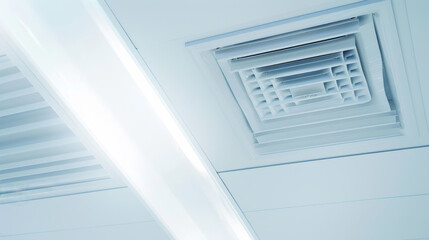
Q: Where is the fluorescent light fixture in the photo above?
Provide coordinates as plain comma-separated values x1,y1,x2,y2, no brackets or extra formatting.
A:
0,0,255,239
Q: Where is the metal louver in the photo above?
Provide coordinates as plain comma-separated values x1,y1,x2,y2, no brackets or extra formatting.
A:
224,35,370,120
0,53,124,203
215,16,401,154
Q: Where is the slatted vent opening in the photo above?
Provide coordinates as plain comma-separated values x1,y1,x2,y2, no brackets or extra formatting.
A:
215,16,401,153
0,53,123,203
230,35,370,120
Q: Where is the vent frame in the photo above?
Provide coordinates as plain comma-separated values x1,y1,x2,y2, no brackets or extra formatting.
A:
212,14,401,153
185,0,429,170
215,16,390,129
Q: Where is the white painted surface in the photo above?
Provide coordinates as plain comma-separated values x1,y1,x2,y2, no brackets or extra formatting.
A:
246,194,429,240
106,0,361,42
0,188,169,239
405,0,429,128
391,0,429,136
0,221,169,240
221,147,429,212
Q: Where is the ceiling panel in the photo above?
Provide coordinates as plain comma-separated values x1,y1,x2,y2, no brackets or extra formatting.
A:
1,219,168,240
0,188,152,236
105,0,362,43
220,146,429,212
0,188,170,239
406,0,429,127
246,194,429,240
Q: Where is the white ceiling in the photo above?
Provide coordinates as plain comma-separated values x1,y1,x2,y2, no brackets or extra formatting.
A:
0,188,170,240
106,0,361,43
0,0,428,239
106,0,429,172
105,0,429,239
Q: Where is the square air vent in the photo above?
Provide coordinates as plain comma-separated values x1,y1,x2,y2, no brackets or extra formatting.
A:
212,15,400,154
186,0,426,169
217,24,371,120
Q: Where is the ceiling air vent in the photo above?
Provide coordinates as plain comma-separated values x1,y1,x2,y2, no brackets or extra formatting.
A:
214,16,400,154
0,52,124,203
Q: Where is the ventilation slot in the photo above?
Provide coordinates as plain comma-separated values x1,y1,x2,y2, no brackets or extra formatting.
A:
0,53,123,203
214,16,400,153
231,36,370,120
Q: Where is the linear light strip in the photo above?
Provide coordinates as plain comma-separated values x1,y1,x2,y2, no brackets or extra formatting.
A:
0,0,255,239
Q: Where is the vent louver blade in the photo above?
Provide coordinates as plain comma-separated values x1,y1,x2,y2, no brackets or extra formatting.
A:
229,35,370,120
215,16,401,153
0,53,123,203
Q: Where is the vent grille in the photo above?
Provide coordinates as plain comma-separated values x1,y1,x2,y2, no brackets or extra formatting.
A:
230,35,370,120
215,16,401,153
0,53,123,203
